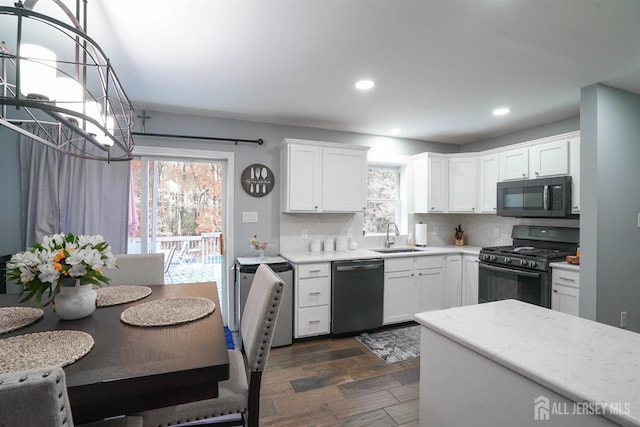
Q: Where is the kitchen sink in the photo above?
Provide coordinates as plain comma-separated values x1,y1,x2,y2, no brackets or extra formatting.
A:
371,247,427,254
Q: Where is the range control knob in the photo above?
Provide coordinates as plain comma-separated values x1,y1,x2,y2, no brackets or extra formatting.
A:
504,257,511,263
490,255,497,261
482,254,489,261
528,261,537,268
520,259,528,266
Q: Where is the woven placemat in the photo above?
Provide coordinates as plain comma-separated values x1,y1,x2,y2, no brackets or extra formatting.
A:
0,330,94,374
96,285,152,307
0,307,44,335
120,297,215,327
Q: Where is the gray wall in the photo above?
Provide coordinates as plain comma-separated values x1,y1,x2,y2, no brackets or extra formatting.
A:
460,116,580,153
580,84,640,332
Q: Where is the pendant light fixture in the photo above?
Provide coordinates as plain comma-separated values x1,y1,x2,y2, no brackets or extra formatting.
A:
0,0,134,161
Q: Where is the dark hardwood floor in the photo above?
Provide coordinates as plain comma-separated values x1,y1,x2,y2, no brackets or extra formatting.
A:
259,330,420,426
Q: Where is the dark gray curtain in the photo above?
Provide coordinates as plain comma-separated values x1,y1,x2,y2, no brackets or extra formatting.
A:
19,124,129,253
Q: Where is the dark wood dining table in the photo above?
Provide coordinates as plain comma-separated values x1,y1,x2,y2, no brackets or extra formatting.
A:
0,282,230,424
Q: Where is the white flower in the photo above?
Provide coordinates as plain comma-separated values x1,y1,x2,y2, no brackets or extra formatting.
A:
68,264,88,277
37,262,60,284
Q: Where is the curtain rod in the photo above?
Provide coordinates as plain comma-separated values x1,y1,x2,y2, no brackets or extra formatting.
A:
132,131,264,145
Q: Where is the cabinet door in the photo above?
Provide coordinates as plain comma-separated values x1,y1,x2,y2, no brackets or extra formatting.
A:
445,256,462,309
448,157,477,212
428,156,447,212
569,137,580,214
412,155,429,213
383,271,415,324
286,145,322,211
416,268,444,313
322,147,366,212
531,140,569,177
499,147,529,180
479,154,499,213
462,255,479,306
551,284,579,316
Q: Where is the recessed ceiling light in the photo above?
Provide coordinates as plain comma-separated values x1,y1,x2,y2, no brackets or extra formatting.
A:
390,128,402,136
493,107,511,116
355,79,375,90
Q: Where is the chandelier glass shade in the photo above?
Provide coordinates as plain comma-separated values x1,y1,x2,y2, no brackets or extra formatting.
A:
0,0,134,161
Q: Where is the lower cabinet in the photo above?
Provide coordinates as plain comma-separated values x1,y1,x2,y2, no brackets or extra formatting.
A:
384,256,445,325
551,267,580,316
444,255,462,309
294,262,331,338
462,255,479,306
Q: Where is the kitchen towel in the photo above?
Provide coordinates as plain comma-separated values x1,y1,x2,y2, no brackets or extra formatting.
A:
415,223,428,246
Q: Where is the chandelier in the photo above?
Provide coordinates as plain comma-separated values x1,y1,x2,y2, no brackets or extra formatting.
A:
0,0,134,161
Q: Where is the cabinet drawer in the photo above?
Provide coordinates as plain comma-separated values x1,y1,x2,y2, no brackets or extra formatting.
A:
298,277,330,307
385,257,414,272
552,269,579,288
298,263,330,279
415,255,445,270
297,306,330,337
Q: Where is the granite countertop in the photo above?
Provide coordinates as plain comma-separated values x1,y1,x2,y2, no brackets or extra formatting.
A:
280,245,482,264
415,300,640,427
550,261,581,272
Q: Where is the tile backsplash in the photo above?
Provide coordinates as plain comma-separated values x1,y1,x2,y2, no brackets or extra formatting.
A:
279,212,580,252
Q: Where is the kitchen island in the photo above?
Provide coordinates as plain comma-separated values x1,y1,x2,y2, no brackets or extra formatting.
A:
415,300,639,427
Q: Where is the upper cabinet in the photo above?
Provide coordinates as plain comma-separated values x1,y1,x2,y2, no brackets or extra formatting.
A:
530,139,569,178
281,139,368,213
413,153,447,213
448,156,477,213
478,153,499,213
499,147,529,180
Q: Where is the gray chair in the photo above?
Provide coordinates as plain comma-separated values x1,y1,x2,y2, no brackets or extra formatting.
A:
108,253,165,285
0,366,142,427
136,263,285,427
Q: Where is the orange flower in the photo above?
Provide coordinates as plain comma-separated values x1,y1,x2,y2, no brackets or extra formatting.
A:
53,249,65,262
53,262,63,271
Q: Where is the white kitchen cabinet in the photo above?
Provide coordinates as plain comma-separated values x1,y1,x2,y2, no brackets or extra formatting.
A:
412,153,447,213
531,139,569,177
294,262,331,337
444,255,462,309
281,139,368,213
551,266,579,316
478,154,499,213
383,255,445,324
462,255,479,306
499,147,529,181
569,136,581,214
448,156,478,213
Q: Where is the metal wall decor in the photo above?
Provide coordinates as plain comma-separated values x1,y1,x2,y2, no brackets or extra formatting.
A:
241,164,274,197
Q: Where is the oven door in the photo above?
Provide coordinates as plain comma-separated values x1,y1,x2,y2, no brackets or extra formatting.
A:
478,262,550,308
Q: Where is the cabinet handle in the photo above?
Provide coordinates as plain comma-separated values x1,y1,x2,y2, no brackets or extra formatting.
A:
559,276,576,282
553,289,558,293
308,320,321,324
535,171,539,175
472,207,475,211
431,207,435,210
308,269,321,273
309,291,322,295
522,173,526,177
574,206,579,209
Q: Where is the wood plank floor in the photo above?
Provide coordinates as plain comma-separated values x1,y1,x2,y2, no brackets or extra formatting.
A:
259,328,420,426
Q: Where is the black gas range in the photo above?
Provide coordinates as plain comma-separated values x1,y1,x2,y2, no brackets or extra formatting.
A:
478,225,579,308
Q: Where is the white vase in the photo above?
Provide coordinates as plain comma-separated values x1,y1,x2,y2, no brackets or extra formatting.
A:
53,281,97,320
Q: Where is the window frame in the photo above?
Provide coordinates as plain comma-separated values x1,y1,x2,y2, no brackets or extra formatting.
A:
365,164,402,236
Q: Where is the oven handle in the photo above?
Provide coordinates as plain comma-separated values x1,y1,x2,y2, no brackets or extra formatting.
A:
543,185,550,210
479,262,542,278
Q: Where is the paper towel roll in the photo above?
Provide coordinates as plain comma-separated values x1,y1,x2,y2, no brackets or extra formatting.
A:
415,224,428,246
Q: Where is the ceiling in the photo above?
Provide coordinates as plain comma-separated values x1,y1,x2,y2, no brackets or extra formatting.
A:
7,0,640,144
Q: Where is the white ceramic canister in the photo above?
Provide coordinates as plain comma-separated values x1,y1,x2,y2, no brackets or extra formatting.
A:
310,239,321,252
323,238,334,252
335,236,348,251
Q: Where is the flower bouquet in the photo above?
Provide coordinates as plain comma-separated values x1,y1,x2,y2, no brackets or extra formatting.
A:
5,233,116,306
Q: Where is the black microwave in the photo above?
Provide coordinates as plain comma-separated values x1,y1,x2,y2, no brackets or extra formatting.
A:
497,176,573,218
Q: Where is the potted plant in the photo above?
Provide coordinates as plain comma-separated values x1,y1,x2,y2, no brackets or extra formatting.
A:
5,233,116,319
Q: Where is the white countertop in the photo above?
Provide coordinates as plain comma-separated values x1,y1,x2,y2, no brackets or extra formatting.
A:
415,300,640,427
550,261,581,272
280,245,482,264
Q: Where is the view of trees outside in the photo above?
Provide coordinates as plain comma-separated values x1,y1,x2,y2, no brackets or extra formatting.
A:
364,166,399,234
130,159,224,238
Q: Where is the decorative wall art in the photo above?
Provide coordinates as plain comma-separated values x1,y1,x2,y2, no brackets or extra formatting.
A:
241,164,274,197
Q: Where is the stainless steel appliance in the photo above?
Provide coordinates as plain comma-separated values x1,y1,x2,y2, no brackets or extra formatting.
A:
497,176,573,218
331,259,384,334
235,257,293,347
478,225,579,308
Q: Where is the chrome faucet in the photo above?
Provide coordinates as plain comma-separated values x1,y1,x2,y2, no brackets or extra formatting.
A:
385,222,400,248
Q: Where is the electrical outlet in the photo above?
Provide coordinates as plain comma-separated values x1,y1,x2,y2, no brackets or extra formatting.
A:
301,229,308,240
242,211,258,223
621,311,628,328
494,227,500,238
433,226,439,236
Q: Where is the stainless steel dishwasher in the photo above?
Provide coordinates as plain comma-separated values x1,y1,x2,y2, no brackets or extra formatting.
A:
331,259,384,335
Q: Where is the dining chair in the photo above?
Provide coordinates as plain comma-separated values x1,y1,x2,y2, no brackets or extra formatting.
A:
108,253,165,285
0,366,142,427
136,263,285,427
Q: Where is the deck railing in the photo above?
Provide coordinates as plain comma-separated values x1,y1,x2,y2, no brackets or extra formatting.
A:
154,233,223,264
